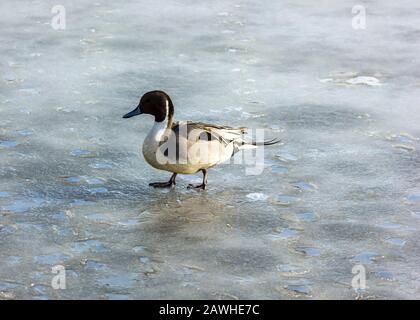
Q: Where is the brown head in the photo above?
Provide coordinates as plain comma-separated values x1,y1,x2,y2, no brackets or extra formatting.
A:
123,90,174,124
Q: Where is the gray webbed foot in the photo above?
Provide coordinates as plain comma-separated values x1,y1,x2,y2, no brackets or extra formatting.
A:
187,169,208,190
149,181,175,188
187,183,206,190
149,173,177,188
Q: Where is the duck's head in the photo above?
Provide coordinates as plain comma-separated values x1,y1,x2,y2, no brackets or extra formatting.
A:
123,90,174,123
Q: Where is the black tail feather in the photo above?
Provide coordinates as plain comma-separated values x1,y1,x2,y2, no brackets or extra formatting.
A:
251,138,282,146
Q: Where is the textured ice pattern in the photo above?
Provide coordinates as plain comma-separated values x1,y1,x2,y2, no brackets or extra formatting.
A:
1,0,420,299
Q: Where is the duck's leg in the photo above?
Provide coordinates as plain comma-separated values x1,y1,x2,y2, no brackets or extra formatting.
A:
149,173,177,188
187,169,208,190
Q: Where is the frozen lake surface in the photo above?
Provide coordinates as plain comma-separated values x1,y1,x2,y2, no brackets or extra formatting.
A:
1,0,420,299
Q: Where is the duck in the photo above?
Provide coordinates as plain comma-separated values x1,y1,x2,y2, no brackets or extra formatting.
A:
123,90,280,190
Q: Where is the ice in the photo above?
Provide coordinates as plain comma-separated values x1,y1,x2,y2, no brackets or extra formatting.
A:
0,141,20,148
4,256,22,266
385,238,406,247
296,212,317,222
295,247,321,257
132,246,147,254
34,254,71,265
17,129,34,136
351,252,380,265
246,192,269,201
83,260,109,271
85,213,113,223
70,149,95,158
0,282,20,291
31,284,48,296
71,240,108,253
1,198,45,213
284,283,312,297
273,194,300,206
88,160,114,169
276,264,310,277
407,194,420,203
1,0,420,300
268,227,300,241
270,166,288,174
63,176,83,184
88,187,108,194
138,256,150,264
392,144,415,152
105,293,130,300
376,222,403,230
275,153,297,163
375,271,396,282
71,199,95,206
345,76,382,86
291,181,317,191
410,211,420,219
0,225,17,235
319,73,383,86
118,219,139,227
96,275,137,290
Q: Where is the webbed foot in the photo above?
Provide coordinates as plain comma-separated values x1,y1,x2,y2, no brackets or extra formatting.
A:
187,183,206,190
149,173,177,188
149,181,175,188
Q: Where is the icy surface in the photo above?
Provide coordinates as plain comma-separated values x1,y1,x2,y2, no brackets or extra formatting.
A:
1,0,420,299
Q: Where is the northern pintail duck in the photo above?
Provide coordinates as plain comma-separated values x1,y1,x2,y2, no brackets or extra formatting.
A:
123,90,280,190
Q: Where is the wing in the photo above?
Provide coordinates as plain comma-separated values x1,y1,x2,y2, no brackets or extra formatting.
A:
171,121,247,146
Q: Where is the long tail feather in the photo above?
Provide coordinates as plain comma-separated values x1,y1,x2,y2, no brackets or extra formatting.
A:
250,137,282,146
235,137,281,153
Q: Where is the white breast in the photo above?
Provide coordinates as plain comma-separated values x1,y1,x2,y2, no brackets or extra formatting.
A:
142,121,168,170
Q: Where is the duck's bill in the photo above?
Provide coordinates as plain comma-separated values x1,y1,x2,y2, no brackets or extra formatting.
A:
123,107,141,118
